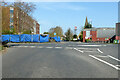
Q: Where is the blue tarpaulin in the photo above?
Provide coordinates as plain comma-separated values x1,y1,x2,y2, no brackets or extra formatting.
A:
1,34,61,43
57,36,61,42
54,36,58,42
10,35,20,42
32,34,40,42
20,34,32,42
53,36,61,42
2,35,10,42
40,35,49,42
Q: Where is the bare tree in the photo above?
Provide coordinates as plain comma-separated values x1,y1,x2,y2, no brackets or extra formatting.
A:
49,26,63,37
13,2,36,15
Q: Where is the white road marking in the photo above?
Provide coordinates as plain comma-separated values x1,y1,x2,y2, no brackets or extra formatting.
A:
30,46,36,48
46,47,53,48
108,55,120,62
89,55,120,70
77,48,97,49
38,46,43,48
74,48,84,53
24,46,29,48
69,45,106,47
97,49,103,53
116,65,120,67
97,55,109,58
55,47,62,49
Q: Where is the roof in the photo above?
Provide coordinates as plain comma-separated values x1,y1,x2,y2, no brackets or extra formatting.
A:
97,28,115,38
83,27,116,38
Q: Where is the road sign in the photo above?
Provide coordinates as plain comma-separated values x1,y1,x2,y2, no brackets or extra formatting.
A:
75,26,77,30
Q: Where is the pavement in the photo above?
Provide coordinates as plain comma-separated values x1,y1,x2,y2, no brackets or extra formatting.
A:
2,42,120,78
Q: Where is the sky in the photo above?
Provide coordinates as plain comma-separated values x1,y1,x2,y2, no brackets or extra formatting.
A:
31,2,118,34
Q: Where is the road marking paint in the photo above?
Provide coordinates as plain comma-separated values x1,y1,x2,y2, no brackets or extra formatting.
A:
108,55,120,62
116,65,120,67
46,47,53,48
89,55,120,70
38,46,43,48
97,55,109,58
30,46,36,48
55,47,62,49
77,48,97,49
74,48,84,53
69,45,106,47
97,49,103,53
24,46,29,48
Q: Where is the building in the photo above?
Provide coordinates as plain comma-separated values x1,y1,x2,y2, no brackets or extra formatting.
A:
33,21,40,34
2,6,40,34
83,28,115,42
116,23,120,40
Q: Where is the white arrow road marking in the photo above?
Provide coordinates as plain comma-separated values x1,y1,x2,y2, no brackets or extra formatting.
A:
89,55,120,70
74,48,84,53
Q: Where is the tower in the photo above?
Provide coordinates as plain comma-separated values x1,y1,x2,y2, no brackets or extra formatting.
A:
85,16,88,27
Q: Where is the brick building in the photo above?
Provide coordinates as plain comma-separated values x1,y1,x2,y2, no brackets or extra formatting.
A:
2,6,40,34
83,28,115,42
33,21,40,34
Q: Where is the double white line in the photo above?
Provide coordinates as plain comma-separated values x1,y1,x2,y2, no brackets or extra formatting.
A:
89,55,120,70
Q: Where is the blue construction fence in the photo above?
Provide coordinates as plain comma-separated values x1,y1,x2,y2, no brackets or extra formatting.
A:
1,34,61,43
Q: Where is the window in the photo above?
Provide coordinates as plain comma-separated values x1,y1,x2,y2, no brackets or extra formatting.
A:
10,10,13,13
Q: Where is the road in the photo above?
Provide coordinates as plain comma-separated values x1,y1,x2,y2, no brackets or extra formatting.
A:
2,42,120,78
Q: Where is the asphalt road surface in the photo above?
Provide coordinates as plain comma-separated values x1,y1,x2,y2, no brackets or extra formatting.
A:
2,42,120,78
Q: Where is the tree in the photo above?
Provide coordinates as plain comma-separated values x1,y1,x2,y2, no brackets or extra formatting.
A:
73,34,77,38
65,28,73,41
43,32,49,34
49,26,63,37
12,1,36,15
84,23,92,29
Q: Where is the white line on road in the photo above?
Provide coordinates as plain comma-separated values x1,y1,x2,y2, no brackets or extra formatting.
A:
116,65,120,67
89,55,120,70
69,45,106,47
37,46,43,48
55,47,62,49
46,47,53,49
30,46,36,48
74,48,84,53
77,48,97,49
107,55,120,62
97,49,103,53
97,55,109,58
